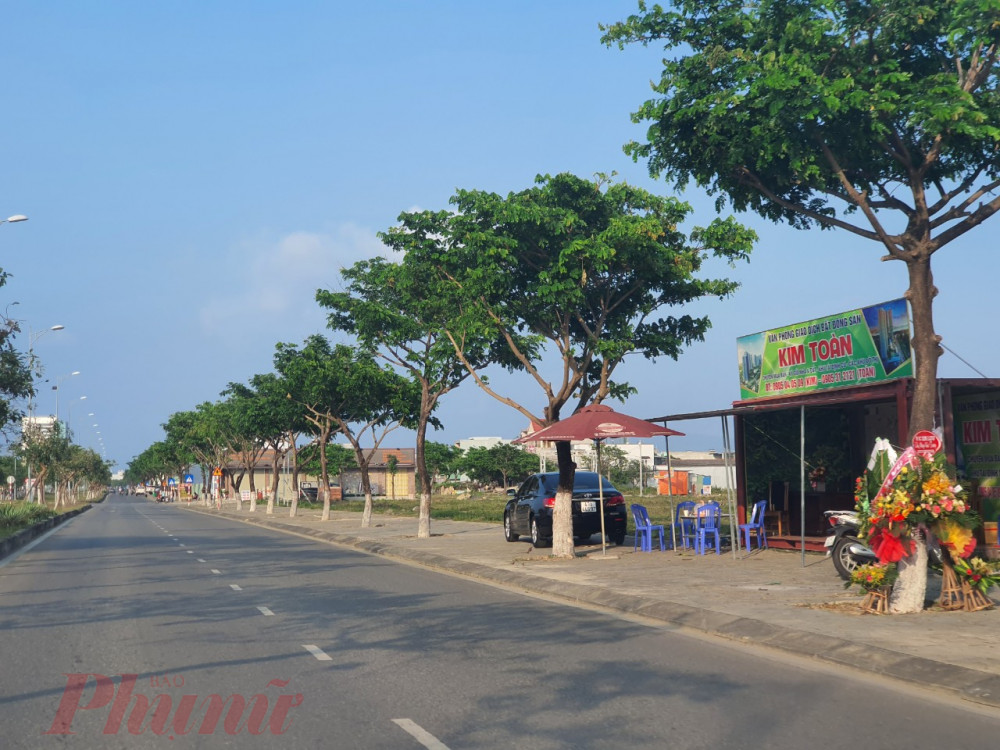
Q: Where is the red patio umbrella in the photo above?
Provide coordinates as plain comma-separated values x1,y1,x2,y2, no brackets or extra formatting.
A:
515,404,684,554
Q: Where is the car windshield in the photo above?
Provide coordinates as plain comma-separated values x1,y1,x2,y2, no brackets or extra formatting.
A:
538,472,617,494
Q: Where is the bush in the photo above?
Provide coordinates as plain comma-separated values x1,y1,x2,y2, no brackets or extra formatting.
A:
0,502,56,531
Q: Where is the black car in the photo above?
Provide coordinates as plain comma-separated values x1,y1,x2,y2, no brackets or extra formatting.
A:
503,471,627,547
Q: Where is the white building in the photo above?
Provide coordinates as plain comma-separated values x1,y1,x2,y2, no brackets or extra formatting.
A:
455,436,509,451
21,415,58,439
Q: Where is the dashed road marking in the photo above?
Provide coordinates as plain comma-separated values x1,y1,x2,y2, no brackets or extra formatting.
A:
302,645,331,661
230,584,242,591
211,569,221,575
392,719,451,750
197,558,206,563
257,606,274,616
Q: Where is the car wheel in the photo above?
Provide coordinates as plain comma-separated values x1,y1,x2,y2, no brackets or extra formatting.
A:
504,513,519,542
612,530,626,546
530,517,550,547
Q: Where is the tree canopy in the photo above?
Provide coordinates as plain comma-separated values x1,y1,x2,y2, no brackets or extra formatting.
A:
602,0,1000,434
395,172,753,555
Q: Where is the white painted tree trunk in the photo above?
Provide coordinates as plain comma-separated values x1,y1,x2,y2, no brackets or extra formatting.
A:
890,529,928,613
417,491,431,538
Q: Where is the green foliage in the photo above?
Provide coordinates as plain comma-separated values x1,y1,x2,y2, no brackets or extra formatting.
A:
458,444,539,489
297,443,356,477
742,408,855,498
422,441,462,481
598,445,641,489
391,172,753,434
602,0,1000,236
0,502,55,532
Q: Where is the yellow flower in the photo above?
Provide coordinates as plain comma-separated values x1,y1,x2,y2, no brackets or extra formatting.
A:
922,472,951,496
935,519,974,557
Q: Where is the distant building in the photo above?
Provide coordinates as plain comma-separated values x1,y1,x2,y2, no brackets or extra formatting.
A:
455,437,509,451
21,415,58,439
655,450,734,494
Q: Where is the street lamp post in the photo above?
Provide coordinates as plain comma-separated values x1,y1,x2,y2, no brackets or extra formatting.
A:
25,324,65,504
66,395,86,436
54,371,81,430
0,214,28,227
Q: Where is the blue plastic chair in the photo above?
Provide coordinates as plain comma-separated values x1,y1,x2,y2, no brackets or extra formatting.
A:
674,500,697,549
631,504,665,552
739,500,769,551
694,502,721,555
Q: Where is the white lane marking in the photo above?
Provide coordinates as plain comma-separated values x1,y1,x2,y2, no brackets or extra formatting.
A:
392,719,451,750
211,569,221,575
257,606,274,616
302,645,331,661
230,584,242,591
186,550,193,554
179,543,185,547
197,558,206,562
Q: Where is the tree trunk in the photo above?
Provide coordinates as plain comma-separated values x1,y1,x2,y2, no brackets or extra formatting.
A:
416,416,431,538
319,431,331,521
890,528,928,613
551,441,575,558
359,458,374,529
904,254,941,439
267,452,282,516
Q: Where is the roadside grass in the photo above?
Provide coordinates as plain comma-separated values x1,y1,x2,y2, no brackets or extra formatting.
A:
298,491,731,534
0,502,58,540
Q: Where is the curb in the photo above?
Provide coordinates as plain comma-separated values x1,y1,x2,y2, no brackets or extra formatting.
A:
184,505,1000,709
0,505,92,562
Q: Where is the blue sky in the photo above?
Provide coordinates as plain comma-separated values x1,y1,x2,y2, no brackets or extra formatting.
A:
2,2,996,471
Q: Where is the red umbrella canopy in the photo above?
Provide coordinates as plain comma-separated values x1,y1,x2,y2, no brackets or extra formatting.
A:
514,404,684,443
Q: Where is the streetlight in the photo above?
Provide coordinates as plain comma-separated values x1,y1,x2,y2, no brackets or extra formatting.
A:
1,214,28,226
24,324,64,504
67,395,86,435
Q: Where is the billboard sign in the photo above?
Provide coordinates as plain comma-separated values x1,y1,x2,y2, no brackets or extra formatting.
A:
953,392,1000,522
738,298,912,400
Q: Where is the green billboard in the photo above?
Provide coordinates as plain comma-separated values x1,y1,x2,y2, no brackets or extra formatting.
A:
953,392,1000,522
737,298,912,400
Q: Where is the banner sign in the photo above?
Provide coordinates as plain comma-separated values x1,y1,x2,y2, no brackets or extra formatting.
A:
738,298,912,400
953,391,1000,521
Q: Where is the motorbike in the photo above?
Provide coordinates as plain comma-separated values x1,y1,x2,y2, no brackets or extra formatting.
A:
824,508,943,580
823,509,876,580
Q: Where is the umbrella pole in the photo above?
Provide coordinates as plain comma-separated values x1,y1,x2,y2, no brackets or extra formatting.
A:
597,439,606,556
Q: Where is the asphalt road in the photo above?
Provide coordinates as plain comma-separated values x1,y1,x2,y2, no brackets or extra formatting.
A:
1,493,998,749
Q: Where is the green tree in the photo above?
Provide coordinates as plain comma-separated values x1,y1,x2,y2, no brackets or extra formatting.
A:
319,254,480,537
400,172,753,556
276,336,418,524
422,441,462,485
0,279,34,433
602,0,1000,440
162,403,235,506
296,442,356,495
600,445,640,490
225,372,305,515
18,426,69,505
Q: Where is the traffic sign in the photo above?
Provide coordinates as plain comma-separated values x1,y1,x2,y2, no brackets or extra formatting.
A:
212,468,223,477
184,474,195,484
6,475,13,485
167,478,177,486
913,430,942,459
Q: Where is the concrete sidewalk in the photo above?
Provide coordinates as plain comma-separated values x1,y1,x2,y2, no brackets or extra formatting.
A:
179,501,1000,709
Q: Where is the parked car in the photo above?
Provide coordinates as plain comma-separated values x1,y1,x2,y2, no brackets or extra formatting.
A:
503,471,627,547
